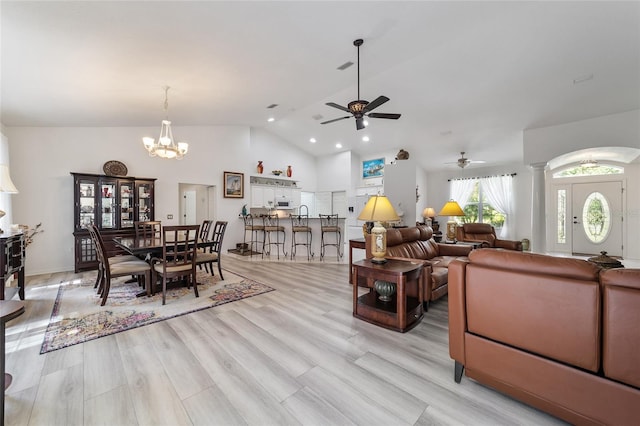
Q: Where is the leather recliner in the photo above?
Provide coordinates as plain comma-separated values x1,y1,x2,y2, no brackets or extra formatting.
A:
455,223,522,251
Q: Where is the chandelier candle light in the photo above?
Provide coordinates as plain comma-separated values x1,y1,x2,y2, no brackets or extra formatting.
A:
143,86,188,159
357,195,400,264
439,200,465,242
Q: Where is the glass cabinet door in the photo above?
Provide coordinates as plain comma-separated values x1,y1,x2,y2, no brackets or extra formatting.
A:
77,178,96,229
100,180,117,229
137,181,154,222
119,180,135,229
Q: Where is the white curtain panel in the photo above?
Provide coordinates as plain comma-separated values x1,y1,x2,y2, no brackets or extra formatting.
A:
481,175,515,238
450,179,475,210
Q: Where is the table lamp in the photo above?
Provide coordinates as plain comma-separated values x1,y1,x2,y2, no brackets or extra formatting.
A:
358,195,400,264
439,200,465,241
0,165,19,234
422,207,436,227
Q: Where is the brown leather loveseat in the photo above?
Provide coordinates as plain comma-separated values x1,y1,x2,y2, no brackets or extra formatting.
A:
370,225,472,306
448,249,640,425
455,223,522,251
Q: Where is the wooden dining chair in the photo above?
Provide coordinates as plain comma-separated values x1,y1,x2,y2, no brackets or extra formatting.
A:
196,221,227,280
88,225,151,306
87,225,142,291
197,220,213,272
134,220,162,239
199,220,213,242
151,225,200,305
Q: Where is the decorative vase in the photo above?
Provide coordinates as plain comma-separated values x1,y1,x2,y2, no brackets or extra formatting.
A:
257,161,264,174
374,280,396,302
286,165,292,177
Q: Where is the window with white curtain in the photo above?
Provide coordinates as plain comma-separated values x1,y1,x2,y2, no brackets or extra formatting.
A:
450,174,515,238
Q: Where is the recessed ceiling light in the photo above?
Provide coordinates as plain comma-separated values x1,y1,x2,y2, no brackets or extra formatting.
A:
336,143,342,149
362,136,370,142
267,117,275,122
309,138,316,143
363,120,369,127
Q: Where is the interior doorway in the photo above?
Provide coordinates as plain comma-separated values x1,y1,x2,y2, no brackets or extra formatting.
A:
179,183,216,225
571,181,623,256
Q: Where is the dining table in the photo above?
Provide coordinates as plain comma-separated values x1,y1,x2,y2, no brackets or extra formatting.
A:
113,235,215,297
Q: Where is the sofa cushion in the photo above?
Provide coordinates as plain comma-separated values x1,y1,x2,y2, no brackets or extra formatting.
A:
465,250,602,372
601,268,640,389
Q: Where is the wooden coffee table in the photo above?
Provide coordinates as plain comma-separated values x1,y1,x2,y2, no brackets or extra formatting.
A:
352,259,423,332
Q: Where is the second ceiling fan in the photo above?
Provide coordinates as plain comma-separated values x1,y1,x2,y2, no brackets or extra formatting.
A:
321,39,401,130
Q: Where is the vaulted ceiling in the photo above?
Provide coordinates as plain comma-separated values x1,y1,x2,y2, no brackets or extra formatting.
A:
2,1,639,171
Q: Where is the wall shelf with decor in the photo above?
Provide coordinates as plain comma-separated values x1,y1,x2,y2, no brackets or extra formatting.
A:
71,172,156,272
249,175,299,187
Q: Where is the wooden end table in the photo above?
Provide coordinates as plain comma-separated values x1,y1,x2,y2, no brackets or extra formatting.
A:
352,259,423,332
348,238,366,284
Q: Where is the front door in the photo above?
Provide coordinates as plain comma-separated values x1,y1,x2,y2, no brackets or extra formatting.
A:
571,181,623,256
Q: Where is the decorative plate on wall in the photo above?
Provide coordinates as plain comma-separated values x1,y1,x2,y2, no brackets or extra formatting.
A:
103,160,128,177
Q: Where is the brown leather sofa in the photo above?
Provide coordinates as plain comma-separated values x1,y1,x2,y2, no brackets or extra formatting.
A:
455,223,522,251
448,249,640,425
365,225,472,306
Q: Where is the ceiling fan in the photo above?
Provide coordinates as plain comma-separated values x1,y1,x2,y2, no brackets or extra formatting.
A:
321,39,401,130
446,152,487,169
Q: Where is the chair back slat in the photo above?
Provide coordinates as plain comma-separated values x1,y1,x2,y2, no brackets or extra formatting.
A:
161,225,199,269
320,214,339,228
200,220,213,241
210,221,228,253
135,221,162,239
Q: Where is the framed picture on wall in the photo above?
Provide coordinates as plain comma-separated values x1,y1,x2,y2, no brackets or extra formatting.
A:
362,158,385,179
223,171,244,198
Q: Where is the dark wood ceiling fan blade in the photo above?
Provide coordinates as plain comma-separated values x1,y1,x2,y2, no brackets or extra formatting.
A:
355,117,365,130
320,116,351,125
368,112,401,119
362,95,389,112
325,102,351,113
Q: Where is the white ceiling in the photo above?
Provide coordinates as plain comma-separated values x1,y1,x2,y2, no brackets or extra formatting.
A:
2,1,639,171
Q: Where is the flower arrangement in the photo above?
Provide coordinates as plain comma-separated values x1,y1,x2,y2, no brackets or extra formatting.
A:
271,170,283,176
19,223,44,247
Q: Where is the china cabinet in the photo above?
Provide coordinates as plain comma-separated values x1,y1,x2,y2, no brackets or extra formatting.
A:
71,172,156,272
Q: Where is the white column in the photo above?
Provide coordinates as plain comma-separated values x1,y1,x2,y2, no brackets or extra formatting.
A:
530,162,547,253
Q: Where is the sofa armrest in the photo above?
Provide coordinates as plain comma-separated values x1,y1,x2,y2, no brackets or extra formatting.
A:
459,238,490,248
495,239,522,251
448,258,469,366
437,243,473,256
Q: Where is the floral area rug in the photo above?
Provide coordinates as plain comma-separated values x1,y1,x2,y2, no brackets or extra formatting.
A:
40,270,274,354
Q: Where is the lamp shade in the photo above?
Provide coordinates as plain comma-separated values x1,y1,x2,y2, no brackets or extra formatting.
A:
358,195,400,222
422,207,436,219
0,165,19,193
439,200,465,216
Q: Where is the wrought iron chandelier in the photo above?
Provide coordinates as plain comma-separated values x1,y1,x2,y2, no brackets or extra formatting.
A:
142,86,188,159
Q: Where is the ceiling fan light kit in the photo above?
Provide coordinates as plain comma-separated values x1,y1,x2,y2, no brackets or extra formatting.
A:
322,38,401,130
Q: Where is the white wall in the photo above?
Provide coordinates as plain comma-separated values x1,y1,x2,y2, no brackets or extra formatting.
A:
249,128,317,192
316,151,351,192
7,125,316,275
524,109,640,164
383,159,417,226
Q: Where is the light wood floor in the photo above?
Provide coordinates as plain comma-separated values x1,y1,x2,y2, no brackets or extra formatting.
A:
5,255,566,425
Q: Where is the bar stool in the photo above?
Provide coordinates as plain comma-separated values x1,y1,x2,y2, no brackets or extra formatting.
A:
243,214,264,257
290,206,314,260
263,213,287,259
319,213,343,261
